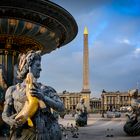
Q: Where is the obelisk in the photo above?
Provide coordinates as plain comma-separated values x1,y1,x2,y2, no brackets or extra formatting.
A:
82,27,90,93
81,27,91,111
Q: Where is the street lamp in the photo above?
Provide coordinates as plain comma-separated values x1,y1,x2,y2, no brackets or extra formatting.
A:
66,98,69,110
101,93,105,118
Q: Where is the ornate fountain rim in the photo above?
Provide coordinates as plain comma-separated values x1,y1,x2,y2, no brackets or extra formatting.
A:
0,0,78,54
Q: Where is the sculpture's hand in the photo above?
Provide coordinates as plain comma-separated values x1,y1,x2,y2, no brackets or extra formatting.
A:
9,114,22,127
30,87,44,101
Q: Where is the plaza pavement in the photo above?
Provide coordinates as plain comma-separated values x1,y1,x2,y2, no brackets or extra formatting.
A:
59,113,140,140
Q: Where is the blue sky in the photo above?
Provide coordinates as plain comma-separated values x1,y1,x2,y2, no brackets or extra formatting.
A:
39,0,140,97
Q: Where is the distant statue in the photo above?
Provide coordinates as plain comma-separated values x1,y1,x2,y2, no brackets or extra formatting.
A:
75,98,87,126
124,89,140,136
102,89,106,93
2,50,64,140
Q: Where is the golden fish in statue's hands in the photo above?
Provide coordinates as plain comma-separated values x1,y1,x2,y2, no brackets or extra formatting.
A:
15,71,46,127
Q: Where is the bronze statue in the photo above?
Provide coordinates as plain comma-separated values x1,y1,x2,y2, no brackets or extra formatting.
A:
2,50,64,140
124,89,140,136
15,67,46,127
75,98,88,126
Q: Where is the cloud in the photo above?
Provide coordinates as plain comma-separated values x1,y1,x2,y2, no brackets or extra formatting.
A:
117,38,131,44
133,48,140,58
90,39,140,96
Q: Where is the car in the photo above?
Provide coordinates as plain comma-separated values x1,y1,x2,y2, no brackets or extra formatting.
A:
120,106,132,112
106,111,121,118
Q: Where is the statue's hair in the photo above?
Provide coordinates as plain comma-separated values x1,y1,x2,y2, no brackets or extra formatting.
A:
17,50,41,80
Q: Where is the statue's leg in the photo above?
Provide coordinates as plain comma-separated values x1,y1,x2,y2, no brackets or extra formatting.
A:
11,128,36,140
49,122,62,140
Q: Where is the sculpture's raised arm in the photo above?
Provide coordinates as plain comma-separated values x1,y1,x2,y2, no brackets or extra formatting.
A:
42,86,64,112
30,84,64,112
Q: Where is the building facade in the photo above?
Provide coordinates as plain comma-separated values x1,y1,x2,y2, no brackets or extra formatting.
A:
59,91,90,112
59,89,137,113
101,90,133,111
90,97,101,113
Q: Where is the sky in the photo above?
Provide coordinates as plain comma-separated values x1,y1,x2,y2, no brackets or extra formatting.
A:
39,0,140,97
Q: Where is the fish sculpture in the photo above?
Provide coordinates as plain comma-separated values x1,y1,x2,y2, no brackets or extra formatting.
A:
15,71,46,127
